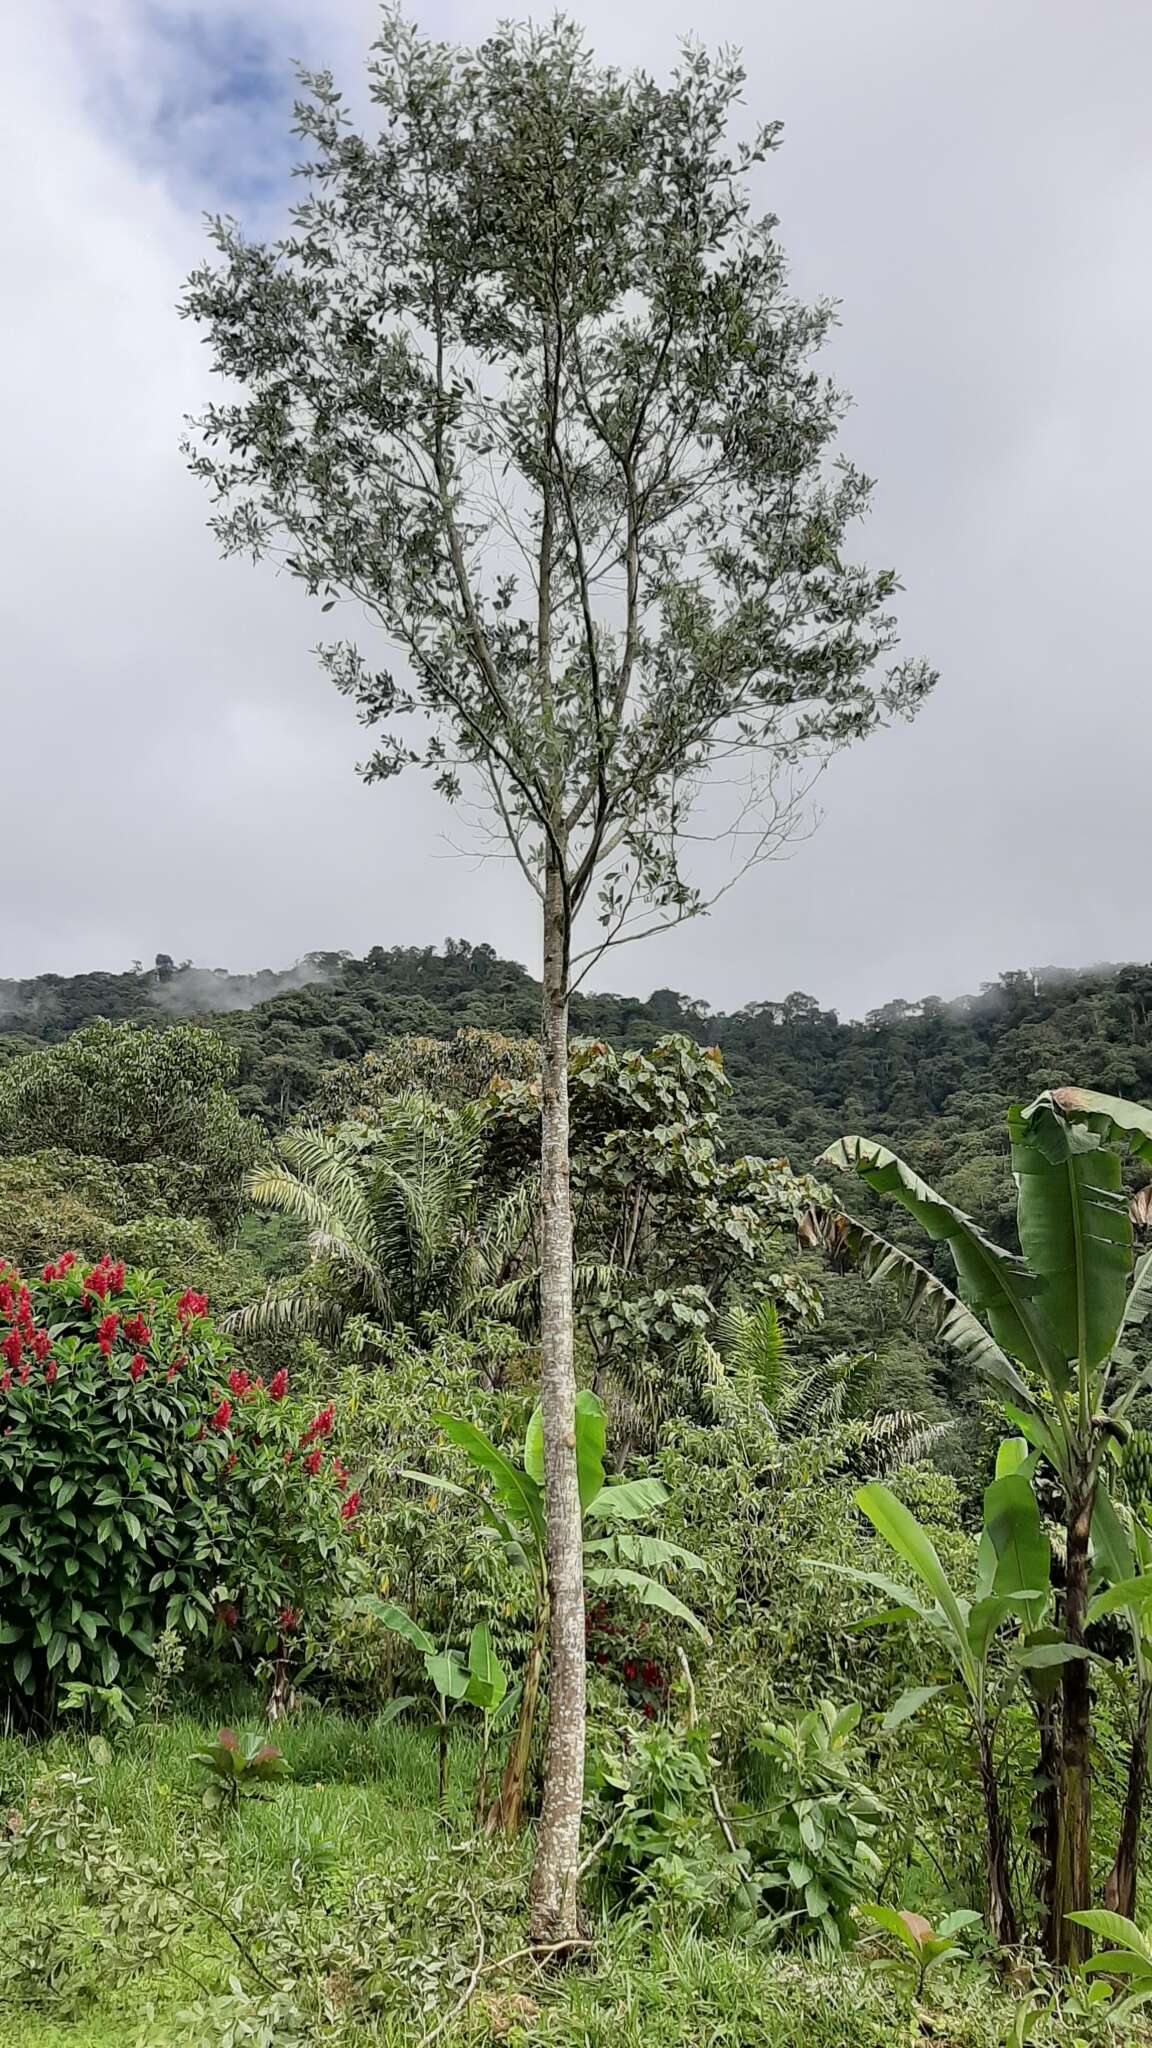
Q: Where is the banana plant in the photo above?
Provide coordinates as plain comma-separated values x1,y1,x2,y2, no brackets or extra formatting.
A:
820,1446,1052,1946
807,1086,1152,1961
1083,1454,1152,1917
408,1390,707,1833
364,1604,513,1804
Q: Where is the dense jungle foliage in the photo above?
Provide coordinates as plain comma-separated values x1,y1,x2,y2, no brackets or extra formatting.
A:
6,939,1152,1237
2,945,1152,2042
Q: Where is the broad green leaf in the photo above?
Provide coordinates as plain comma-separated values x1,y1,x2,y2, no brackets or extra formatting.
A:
1066,1909,1152,1962
584,1565,709,1641
1011,1103,1130,1377
882,1685,947,1730
967,1594,1032,1663
1033,1088,1152,1170
584,1477,667,1523
856,1485,968,1648
1086,1576,1152,1625
364,1600,435,1657
574,1390,607,1511
376,1695,415,1726
995,1438,1031,1479
435,1414,545,1546
857,1903,925,1955
524,1390,606,1514
425,1649,470,1702
1080,1952,1152,1978
464,1622,506,1712
1093,1483,1135,1585
584,1531,707,1575
1011,1641,1094,1670
523,1406,544,1487
982,1471,1049,1617
937,1909,982,1936
1001,1401,1066,1477
818,1141,1049,1380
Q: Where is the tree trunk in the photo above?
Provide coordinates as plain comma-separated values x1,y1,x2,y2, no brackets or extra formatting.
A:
977,1724,1018,1947
1030,1691,1062,1953
1053,1485,1094,1964
488,1602,547,1836
266,1634,293,1722
1105,1680,1151,1918
529,847,586,1946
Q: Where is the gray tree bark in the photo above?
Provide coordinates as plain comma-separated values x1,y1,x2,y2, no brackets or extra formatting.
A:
528,841,586,1944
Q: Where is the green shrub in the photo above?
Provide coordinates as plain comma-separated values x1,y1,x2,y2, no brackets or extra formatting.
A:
741,1701,886,1947
0,1255,357,1717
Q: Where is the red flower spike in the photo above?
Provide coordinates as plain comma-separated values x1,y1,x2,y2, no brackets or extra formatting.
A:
1,1332,21,1371
268,1368,288,1401
211,1399,232,1432
278,1606,300,1634
303,1446,323,1477
43,1362,57,1386
301,1401,335,1445
122,1314,151,1347
176,1290,209,1326
31,1330,51,1362
166,1362,180,1382
108,1262,125,1294
340,1489,361,1523
129,1355,147,1383
59,1252,77,1272
17,1364,29,1387
227,1369,250,1399
0,1372,10,1393
41,1264,56,1284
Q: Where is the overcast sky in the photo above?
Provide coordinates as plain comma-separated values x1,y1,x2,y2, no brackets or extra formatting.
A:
4,1,1150,1019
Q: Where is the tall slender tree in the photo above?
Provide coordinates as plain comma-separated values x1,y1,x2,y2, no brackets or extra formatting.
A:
182,11,934,1940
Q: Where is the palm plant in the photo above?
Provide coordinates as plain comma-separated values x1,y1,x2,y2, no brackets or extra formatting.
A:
806,1085,1152,1962
708,1297,952,1470
231,1094,534,1345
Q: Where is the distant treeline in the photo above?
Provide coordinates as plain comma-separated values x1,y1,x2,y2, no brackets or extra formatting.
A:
4,943,1152,1229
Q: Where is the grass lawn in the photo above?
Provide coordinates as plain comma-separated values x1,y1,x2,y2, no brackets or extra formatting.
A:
0,1708,1115,2046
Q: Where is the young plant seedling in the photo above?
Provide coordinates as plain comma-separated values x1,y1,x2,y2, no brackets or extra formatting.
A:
191,1728,292,1811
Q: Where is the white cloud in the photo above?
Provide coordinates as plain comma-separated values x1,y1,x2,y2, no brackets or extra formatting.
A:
4,1,1152,1013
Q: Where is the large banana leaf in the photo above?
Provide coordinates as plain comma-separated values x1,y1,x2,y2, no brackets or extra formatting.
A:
815,1142,1051,1381
523,1390,606,1513
1034,1088,1152,1168
1121,1248,1152,1343
434,1415,545,1547
856,1484,970,1649
584,1477,668,1522
1010,1103,1130,1377
801,1203,1028,1398
982,1472,1049,1607
583,1564,709,1641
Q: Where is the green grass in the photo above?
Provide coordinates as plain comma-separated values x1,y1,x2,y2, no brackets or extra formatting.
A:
0,1707,1114,2047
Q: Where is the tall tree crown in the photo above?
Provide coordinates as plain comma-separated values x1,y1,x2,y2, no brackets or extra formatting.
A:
183,12,934,965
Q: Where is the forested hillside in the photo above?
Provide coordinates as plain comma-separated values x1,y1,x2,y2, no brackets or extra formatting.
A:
5,941,1152,1228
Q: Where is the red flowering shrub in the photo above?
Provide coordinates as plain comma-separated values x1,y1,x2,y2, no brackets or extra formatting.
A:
0,1256,359,1718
